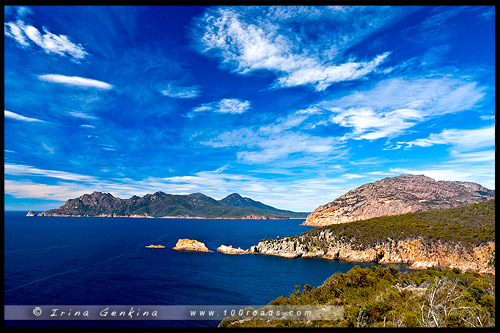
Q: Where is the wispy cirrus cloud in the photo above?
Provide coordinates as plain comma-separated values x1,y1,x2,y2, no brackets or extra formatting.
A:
190,98,250,117
192,7,409,91
5,110,44,122
38,74,113,89
330,107,423,140
159,83,200,99
401,125,495,151
5,163,100,182
4,8,88,60
316,76,486,140
68,111,98,120
201,109,342,164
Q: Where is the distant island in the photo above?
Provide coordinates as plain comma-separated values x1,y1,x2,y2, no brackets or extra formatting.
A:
35,192,308,219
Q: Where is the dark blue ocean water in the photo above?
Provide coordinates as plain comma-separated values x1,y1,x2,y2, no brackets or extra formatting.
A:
4,211,400,328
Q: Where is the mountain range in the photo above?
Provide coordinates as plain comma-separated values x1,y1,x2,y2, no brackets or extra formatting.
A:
37,192,308,219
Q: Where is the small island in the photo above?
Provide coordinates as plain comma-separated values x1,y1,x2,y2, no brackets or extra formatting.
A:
217,245,249,255
172,239,210,252
26,210,36,217
145,244,165,248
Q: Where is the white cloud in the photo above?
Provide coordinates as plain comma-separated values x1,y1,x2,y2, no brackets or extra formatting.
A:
38,74,113,89
480,115,495,120
276,52,391,91
159,83,200,99
191,98,250,116
69,111,98,120
4,17,88,60
4,22,29,46
344,173,364,179
5,179,92,202
5,110,44,122
80,124,96,129
449,150,495,163
329,107,423,140
317,76,486,140
402,125,495,151
202,111,341,163
5,163,100,182
235,133,336,163
193,7,402,91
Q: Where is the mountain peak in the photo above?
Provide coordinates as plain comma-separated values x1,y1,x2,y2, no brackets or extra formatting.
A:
390,174,435,181
188,192,209,198
305,174,494,227
224,193,244,199
90,191,114,198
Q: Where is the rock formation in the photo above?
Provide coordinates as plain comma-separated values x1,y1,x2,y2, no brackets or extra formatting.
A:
305,174,494,226
173,239,210,252
251,200,495,275
217,245,249,255
251,236,494,275
26,210,36,217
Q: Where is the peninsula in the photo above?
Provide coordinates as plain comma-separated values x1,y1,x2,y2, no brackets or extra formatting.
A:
250,200,495,274
36,192,308,219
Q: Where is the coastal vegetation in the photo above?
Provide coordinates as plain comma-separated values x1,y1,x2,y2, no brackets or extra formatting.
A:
220,265,495,328
251,200,495,273
305,198,495,250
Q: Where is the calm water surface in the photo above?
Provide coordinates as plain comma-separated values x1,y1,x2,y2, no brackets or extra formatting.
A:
5,211,402,327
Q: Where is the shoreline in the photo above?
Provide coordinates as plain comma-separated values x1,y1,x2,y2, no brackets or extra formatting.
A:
32,214,304,220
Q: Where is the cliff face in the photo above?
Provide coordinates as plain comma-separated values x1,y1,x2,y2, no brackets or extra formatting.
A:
305,174,494,226
251,235,495,275
37,191,308,219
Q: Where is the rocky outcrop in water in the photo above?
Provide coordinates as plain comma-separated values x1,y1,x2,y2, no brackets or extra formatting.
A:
26,210,36,217
305,174,494,226
217,245,249,255
172,239,210,252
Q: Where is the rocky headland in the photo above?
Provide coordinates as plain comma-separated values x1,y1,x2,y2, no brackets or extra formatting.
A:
217,245,249,255
305,174,494,227
250,200,495,275
172,239,211,252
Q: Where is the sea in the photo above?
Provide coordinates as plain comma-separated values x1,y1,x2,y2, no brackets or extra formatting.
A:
4,211,407,328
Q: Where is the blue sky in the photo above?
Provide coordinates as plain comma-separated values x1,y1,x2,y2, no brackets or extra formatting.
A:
4,6,495,212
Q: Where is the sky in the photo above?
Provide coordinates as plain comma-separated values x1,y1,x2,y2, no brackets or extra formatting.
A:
4,6,495,212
